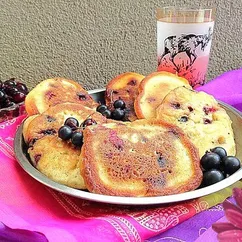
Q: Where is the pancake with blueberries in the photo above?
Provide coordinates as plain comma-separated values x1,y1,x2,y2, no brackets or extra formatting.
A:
23,102,107,146
105,72,145,121
134,71,191,119
80,119,202,197
25,77,98,116
24,102,107,189
155,86,236,157
28,135,86,189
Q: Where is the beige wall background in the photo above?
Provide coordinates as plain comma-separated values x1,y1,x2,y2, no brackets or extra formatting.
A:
0,0,241,90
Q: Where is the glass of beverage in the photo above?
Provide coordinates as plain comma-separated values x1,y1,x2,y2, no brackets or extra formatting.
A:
157,7,215,88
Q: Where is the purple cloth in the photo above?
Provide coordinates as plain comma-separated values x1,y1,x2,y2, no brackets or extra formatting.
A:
148,198,235,242
148,68,242,242
148,206,225,242
194,216,227,242
197,68,242,112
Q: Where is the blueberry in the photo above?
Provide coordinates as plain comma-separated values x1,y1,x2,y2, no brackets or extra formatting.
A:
96,104,108,113
113,99,125,109
222,156,241,175
101,109,112,118
210,147,227,160
201,152,221,171
58,125,73,140
171,103,181,109
203,169,225,186
78,93,87,100
64,117,79,129
82,118,97,128
71,131,83,147
178,116,188,122
204,118,212,124
111,108,125,120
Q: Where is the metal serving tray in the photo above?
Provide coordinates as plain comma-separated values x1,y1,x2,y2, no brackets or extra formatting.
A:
14,88,242,205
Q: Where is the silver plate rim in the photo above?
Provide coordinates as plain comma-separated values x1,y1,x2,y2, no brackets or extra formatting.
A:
14,99,242,205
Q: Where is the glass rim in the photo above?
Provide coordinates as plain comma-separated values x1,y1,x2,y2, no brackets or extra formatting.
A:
156,6,215,22
159,6,215,12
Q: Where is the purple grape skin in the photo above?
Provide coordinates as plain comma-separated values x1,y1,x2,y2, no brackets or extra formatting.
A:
12,92,26,103
4,79,17,86
0,90,7,102
16,82,28,94
4,86,19,96
2,100,14,108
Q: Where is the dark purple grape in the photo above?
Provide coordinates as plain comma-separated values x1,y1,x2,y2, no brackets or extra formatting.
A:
71,131,83,147
4,86,19,96
16,82,28,94
101,109,112,118
222,156,241,175
113,99,125,109
2,100,15,108
82,118,97,128
64,117,79,129
200,152,221,171
0,90,7,102
111,108,125,120
58,125,73,140
12,92,26,103
4,79,17,86
96,104,108,113
202,169,225,186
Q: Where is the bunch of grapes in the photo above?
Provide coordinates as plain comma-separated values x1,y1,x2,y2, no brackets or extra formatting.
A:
0,78,28,122
0,78,28,108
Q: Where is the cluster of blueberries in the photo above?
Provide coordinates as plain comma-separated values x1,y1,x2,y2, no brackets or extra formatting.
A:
201,147,241,187
0,78,28,109
96,99,126,120
58,99,127,147
58,117,96,147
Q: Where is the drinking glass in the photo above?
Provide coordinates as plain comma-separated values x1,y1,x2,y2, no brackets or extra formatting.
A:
157,7,215,88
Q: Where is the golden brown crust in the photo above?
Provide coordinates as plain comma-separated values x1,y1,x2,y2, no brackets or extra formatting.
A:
105,72,145,121
28,136,86,189
134,71,191,119
22,114,40,143
24,102,107,145
25,77,98,116
80,119,202,197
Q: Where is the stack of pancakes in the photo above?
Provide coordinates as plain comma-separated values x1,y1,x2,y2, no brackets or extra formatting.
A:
23,73,236,197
